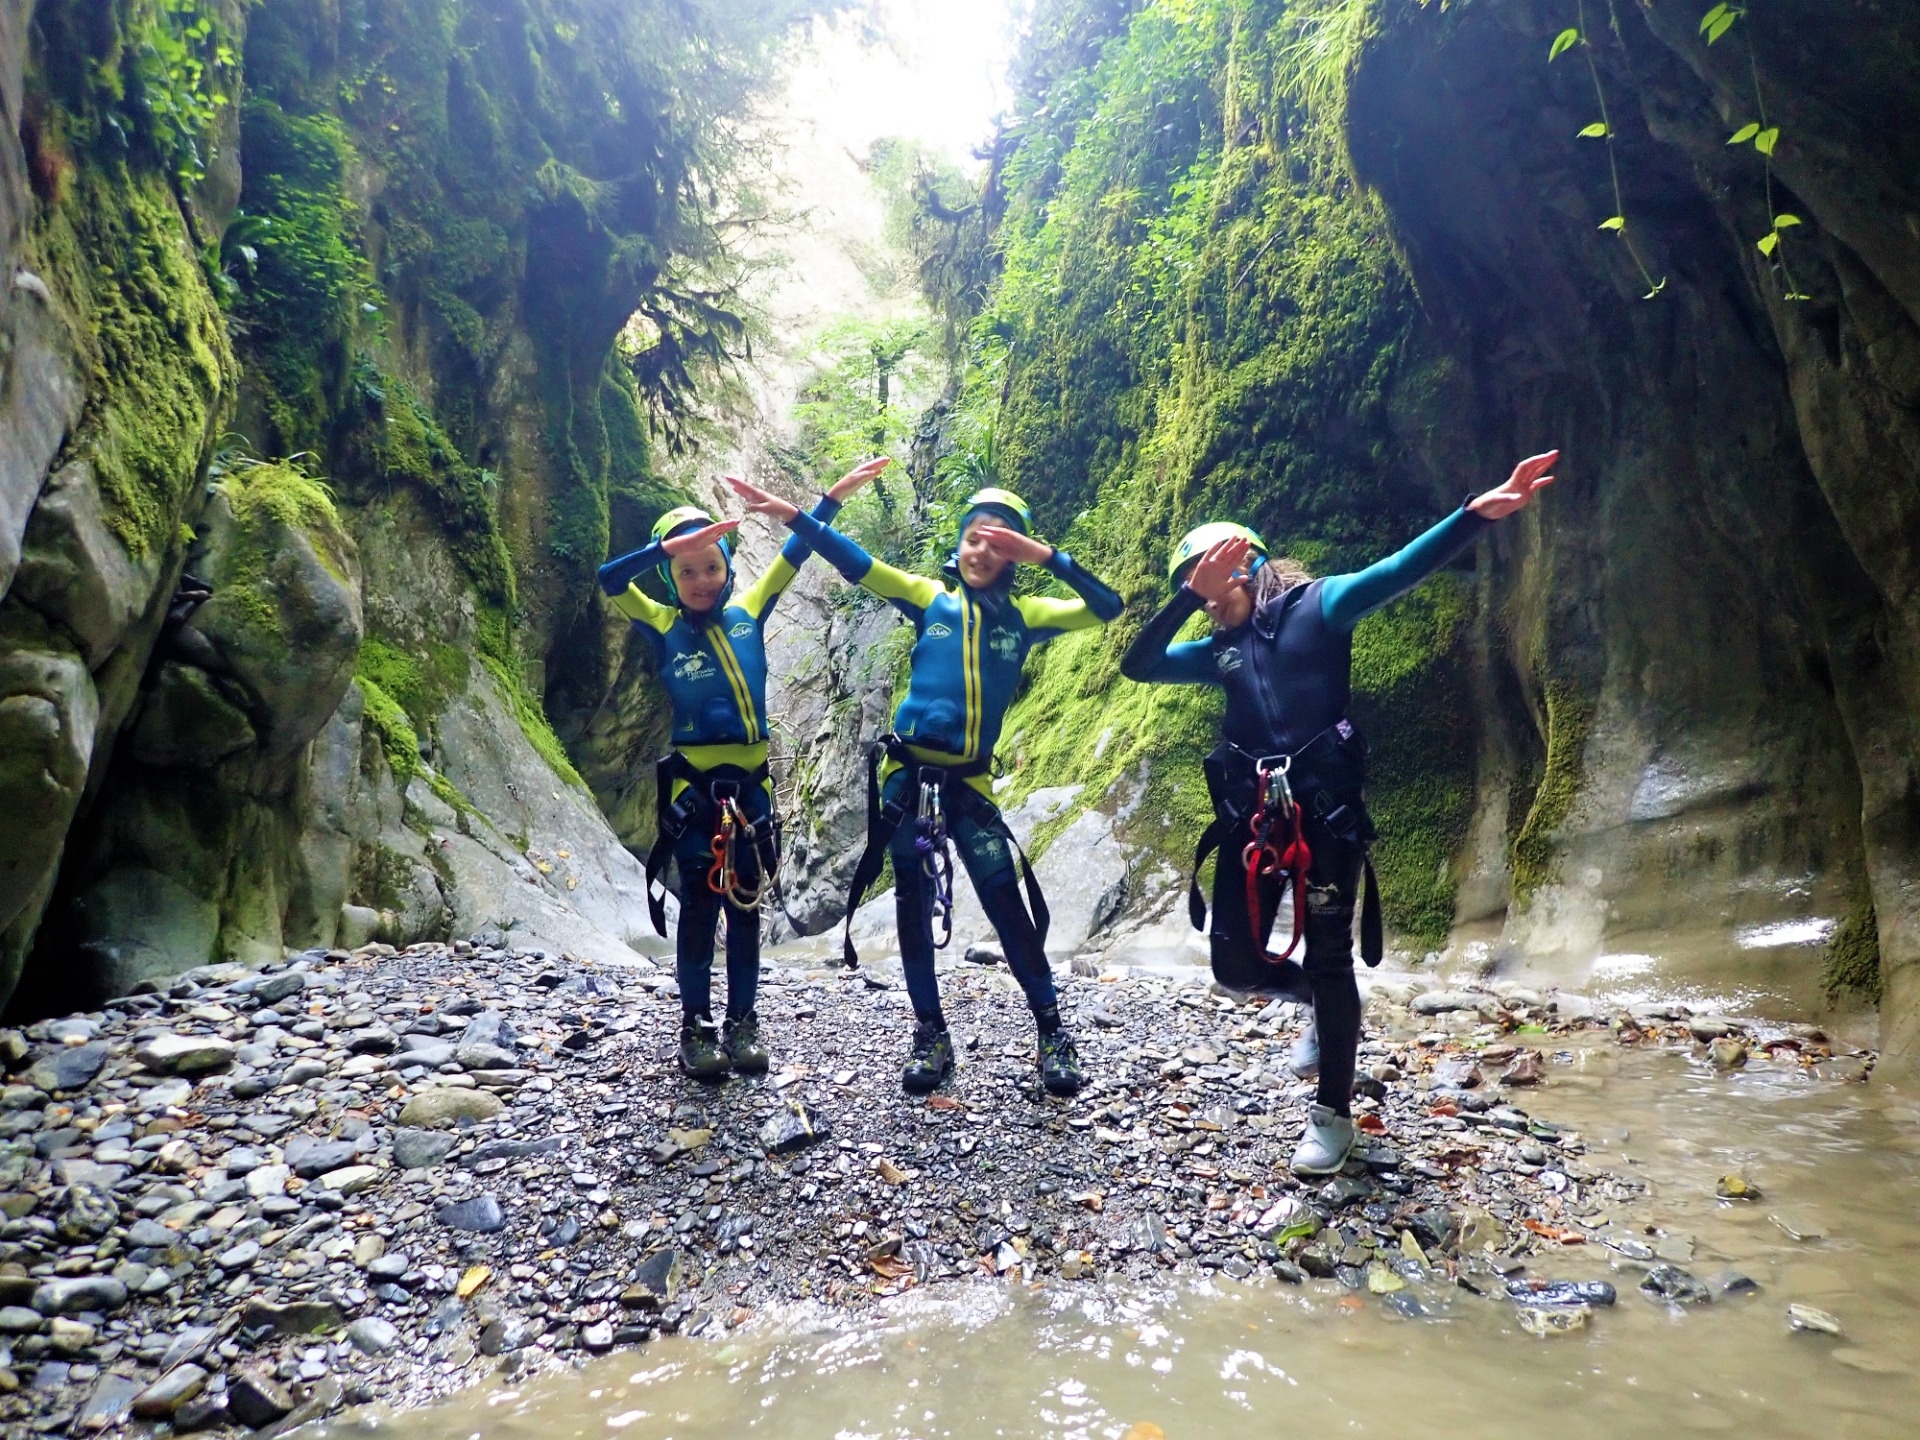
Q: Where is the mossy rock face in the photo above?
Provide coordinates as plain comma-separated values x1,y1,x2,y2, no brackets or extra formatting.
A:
128,662,258,769
0,626,98,1000
186,462,363,758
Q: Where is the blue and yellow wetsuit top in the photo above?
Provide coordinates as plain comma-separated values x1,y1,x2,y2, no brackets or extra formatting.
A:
598,497,841,785
784,498,1123,794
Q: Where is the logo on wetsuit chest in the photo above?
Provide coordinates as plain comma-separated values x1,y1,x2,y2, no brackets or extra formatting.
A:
728,622,754,639
671,650,716,681
926,622,954,639
1214,647,1243,674
986,626,1020,661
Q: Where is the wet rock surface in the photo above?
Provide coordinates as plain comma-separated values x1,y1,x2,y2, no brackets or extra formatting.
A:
0,946,1875,1433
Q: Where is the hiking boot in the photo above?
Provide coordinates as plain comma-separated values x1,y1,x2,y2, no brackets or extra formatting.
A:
679,1015,729,1081
1290,1102,1356,1175
1037,1028,1085,1096
723,1012,769,1075
1288,1016,1320,1080
901,1021,955,1093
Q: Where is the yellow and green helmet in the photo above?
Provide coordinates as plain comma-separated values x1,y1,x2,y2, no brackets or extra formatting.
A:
649,504,733,595
1168,521,1267,586
960,486,1034,536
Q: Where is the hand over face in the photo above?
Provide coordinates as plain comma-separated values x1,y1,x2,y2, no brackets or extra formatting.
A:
973,525,1054,567
661,520,739,558
724,475,799,523
1469,450,1558,520
1186,537,1253,603
827,455,891,502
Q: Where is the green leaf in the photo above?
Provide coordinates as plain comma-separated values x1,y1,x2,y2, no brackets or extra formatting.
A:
1598,216,1626,231
1773,214,1803,229
1755,127,1780,155
1578,122,1610,138
1549,27,1581,61
1707,12,1737,43
1728,122,1760,145
1757,232,1779,256
1699,3,1730,33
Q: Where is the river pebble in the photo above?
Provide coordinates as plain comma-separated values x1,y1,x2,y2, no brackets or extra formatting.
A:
0,942,1875,1432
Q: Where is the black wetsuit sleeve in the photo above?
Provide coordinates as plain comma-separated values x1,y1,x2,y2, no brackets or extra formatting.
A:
1120,586,1217,684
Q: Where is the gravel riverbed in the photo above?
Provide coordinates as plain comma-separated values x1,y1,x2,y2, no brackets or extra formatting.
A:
0,939,1876,1434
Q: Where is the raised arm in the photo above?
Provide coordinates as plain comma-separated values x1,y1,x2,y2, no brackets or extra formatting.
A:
1119,586,1220,685
1016,549,1126,640
1318,506,1491,631
1319,450,1558,631
737,494,843,620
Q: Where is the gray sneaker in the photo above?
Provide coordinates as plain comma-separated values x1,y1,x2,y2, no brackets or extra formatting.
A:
1290,1102,1356,1175
1288,1016,1320,1080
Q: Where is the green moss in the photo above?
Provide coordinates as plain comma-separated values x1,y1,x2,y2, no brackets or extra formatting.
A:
30,162,234,559
1823,892,1881,1006
353,674,421,786
235,98,364,453
356,635,469,733
1509,680,1596,901
477,650,586,790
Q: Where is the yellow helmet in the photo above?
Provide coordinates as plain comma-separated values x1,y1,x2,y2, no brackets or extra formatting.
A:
960,487,1033,535
1168,521,1266,585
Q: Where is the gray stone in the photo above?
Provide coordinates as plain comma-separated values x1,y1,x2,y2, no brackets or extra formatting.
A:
23,1041,110,1093
1411,991,1490,1016
133,1033,236,1076
132,1363,209,1419
251,970,307,1005
620,1248,683,1310
32,1275,128,1315
284,1136,359,1178
0,1304,42,1332
76,1371,143,1431
345,1316,399,1356
241,1296,347,1337
55,1181,119,1241
392,1128,460,1168
758,1103,831,1155
436,1194,507,1232
225,1367,294,1428
397,1088,503,1127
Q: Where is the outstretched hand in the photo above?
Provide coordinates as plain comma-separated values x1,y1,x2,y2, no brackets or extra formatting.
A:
974,525,1054,567
827,455,891,502
1185,536,1254,602
1469,450,1558,521
661,520,738,557
724,475,798,524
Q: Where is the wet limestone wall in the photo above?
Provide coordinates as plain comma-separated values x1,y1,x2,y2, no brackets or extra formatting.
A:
1346,0,1920,1070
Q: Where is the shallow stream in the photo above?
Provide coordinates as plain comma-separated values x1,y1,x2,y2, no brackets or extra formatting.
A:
352,983,1919,1440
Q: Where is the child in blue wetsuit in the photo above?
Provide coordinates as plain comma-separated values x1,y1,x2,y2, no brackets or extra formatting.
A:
729,476,1124,1096
1121,452,1558,1174
599,458,889,1080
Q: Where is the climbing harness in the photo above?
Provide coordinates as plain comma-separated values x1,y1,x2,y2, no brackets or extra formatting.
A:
1186,723,1386,969
1242,755,1313,964
913,771,957,952
643,754,781,935
705,788,769,911
838,735,1048,969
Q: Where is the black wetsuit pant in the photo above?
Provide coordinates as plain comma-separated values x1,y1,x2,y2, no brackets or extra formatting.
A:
672,782,771,1023
1209,807,1363,1116
882,769,1058,1029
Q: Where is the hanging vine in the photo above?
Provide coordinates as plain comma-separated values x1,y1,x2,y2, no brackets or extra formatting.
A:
1702,3,1810,301
1549,0,1666,299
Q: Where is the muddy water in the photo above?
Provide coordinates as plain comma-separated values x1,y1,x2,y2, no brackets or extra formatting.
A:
352,1027,1920,1440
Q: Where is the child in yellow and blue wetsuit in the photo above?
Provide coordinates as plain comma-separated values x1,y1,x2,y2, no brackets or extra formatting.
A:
730,476,1124,1096
598,458,888,1079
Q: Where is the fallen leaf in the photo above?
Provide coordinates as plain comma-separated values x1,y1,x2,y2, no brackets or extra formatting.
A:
876,1159,908,1185
1523,1218,1585,1244
926,1095,964,1111
1355,1113,1388,1135
1122,1425,1167,1440
1073,1191,1105,1213
456,1265,491,1299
